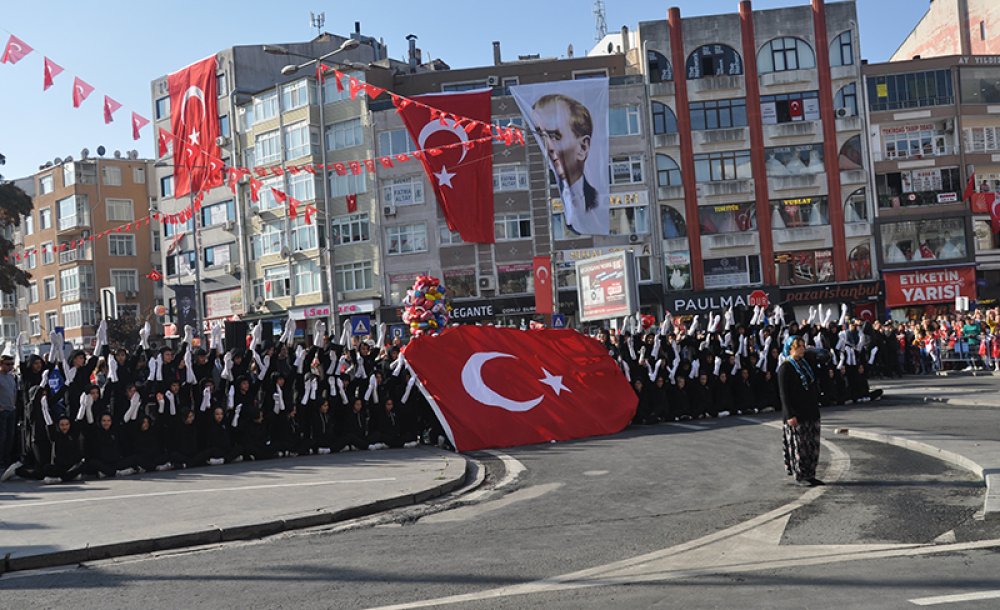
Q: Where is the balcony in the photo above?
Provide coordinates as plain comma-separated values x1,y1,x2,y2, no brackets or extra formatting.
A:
844,221,872,238
649,81,675,98
693,127,749,147
662,237,689,253
697,179,754,197
61,288,96,303
768,173,824,193
840,170,867,185
653,133,679,149
58,245,93,265
688,75,744,96
759,69,814,88
701,232,759,252
772,225,831,245
836,116,862,132
657,184,684,201
763,121,819,140
57,213,91,235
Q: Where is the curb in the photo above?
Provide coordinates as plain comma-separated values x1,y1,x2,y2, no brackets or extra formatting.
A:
832,427,999,521
1,454,470,575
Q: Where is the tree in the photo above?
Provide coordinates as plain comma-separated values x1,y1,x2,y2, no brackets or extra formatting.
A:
0,170,33,293
106,315,144,351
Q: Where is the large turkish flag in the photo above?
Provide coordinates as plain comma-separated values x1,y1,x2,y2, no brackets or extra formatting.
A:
403,326,636,451
398,90,495,243
168,55,221,198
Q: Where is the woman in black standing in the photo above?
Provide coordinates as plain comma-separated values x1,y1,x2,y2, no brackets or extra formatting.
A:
778,336,824,487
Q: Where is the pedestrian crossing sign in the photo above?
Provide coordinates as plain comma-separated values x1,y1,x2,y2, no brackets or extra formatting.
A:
351,315,372,336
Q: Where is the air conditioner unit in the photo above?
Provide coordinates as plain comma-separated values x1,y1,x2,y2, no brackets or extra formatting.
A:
487,75,500,87
336,291,346,301
280,246,291,258
383,205,397,217
628,233,640,244
251,205,261,216
835,107,849,118
215,135,230,147
222,220,235,232
254,296,266,309
478,276,494,290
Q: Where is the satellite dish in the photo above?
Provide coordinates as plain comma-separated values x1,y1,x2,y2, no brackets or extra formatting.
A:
128,149,138,159
97,145,106,156
113,150,122,159
80,148,89,159
54,157,63,164
64,155,73,162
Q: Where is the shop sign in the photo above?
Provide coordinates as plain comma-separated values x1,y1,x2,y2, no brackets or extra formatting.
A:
577,251,639,322
204,288,243,319
450,301,495,322
669,287,780,316
556,243,652,263
781,282,882,304
884,267,976,308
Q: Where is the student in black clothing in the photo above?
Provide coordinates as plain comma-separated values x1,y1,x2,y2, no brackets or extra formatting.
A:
753,370,780,411
166,409,208,468
649,376,670,422
241,410,276,461
310,399,338,454
369,398,416,449
336,398,370,452
668,376,692,420
83,413,140,478
125,415,171,472
846,363,884,403
778,336,823,487
270,405,309,457
712,371,735,417
631,378,656,425
41,416,86,484
733,368,756,415
688,373,714,418
820,368,848,406
200,406,242,465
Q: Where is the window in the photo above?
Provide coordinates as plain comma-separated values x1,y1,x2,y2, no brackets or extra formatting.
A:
331,213,370,245
63,163,76,187
875,167,962,208
335,261,374,293
25,251,37,270
609,105,641,136
881,218,968,263
610,154,644,185
656,154,682,187
39,207,52,230
0,318,16,338
28,282,38,304
703,255,761,289
163,217,193,238
844,188,869,223
960,67,1000,104
41,242,54,265
252,90,279,124
281,80,311,110
217,73,228,97
284,121,315,160
383,175,425,206
834,83,858,117
102,165,122,186
443,269,477,298
574,70,608,80
609,203,649,236
758,37,815,73
775,249,835,286
133,166,146,184
202,200,234,226
378,129,416,157
330,172,367,197
501,76,520,88
322,70,362,103
689,98,747,130
497,264,533,295
254,267,291,299
288,173,316,202
155,96,170,119
57,195,89,230
771,196,829,228
646,50,673,83
257,176,285,210
494,213,532,241
160,175,174,198
327,118,364,150
203,243,232,268
290,216,318,251
651,102,678,135
386,223,428,255
493,164,529,191
110,269,138,293
22,215,33,236
243,147,256,170
106,198,134,222
255,130,281,165
45,312,58,332
219,114,231,137
441,80,489,92
964,126,1000,153
829,31,854,67
166,252,196,276
250,220,286,257
881,124,951,160
867,69,953,111
117,304,140,320
694,150,752,182
39,175,53,194
438,218,462,246
765,144,825,176
294,259,321,295
29,315,40,337
685,44,743,79
760,91,819,124
61,303,97,329
60,266,94,301
108,234,136,256
43,277,57,301
699,202,757,235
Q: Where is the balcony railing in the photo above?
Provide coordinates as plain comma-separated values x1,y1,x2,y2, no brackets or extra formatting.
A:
61,288,95,302
58,245,92,264
57,212,91,233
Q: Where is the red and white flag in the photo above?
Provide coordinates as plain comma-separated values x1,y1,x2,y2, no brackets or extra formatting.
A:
72,77,94,108
42,57,63,91
533,255,553,315
103,96,122,124
167,55,221,197
1,35,32,64
131,112,150,140
397,90,495,243
157,128,172,157
990,195,1000,233
789,99,804,120
403,326,636,451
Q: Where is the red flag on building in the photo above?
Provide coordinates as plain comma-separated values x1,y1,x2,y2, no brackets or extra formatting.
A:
346,194,357,213
103,96,122,124
42,57,62,91
72,77,94,108
131,112,150,140
533,256,554,315
964,172,976,202
1,35,32,64
403,326,636,451
397,90,495,243
789,98,804,120
990,195,1000,234
167,55,221,197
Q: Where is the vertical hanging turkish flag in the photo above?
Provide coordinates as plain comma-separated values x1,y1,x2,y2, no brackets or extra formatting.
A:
103,96,122,124
72,77,94,108
1,35,32,64
167,55,220,198
42,57,63,91
403,326,636,451
533,256,554,315
397,90,495,243
131,112,149,141
788,99,804,121
346,194,357,213
989,194,1000,233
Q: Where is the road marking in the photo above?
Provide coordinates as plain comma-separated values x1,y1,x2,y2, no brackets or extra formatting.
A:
583,470,609,477
666,423,706,431
910,590,1000,606
0,478,397,510
420,483,563,524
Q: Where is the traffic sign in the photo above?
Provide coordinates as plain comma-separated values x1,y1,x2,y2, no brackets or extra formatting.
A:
552,313,567,329
350,315,372,336
100,287,119,320
389,325,407,341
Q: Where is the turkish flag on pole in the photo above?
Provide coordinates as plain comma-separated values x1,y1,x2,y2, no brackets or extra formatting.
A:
167,55,220,198
72,77,94,108
103,96,122,124
403,326,637,451
964,172,976,202
1,35,32,64
397,90,495,243
131,112,150,140
988,193,1000,233
42,57,63,91
533,255,554,315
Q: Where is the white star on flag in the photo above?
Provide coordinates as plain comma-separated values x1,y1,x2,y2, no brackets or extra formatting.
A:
434,166,456,188
538,368,570,396
189,130,200,146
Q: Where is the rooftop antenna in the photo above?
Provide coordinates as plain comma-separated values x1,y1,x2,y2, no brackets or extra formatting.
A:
310,11,325,37
593,0,607,43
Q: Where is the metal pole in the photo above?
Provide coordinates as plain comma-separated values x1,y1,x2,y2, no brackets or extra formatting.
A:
317,71,338,334
191,189,205,337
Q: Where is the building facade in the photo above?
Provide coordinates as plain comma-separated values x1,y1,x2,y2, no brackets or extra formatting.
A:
892,0,1000,61
18,154,156,348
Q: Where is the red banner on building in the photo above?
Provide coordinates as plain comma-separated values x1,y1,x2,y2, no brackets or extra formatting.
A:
168,55,221,197
884,267,977,308
533,256,553,315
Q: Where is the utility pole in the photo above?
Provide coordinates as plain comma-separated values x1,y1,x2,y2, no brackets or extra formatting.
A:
310,12,325,37
593,0,607,43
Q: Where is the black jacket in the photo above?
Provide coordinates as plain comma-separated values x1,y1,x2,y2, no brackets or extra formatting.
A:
777,360,821,422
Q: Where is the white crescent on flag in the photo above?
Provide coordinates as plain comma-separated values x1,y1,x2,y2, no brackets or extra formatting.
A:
418,119,469,163
180,86,206,145
461,352,544,412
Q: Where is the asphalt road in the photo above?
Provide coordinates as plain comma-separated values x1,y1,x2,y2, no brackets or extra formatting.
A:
3,402,1000,609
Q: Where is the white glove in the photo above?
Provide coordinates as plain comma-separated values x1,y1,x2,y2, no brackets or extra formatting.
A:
76,394,95,424
314,320,327,349
279,317,295,346
341,321,352,347
227,385,235,409
391,354,406,377
200,387,213,412
687,315,700,337
821,305,834,326
724,307,734,331
108,356,119,383
336,377,348,404
807,306,817,325
377,322,387,347
294,345,307,373
139,322,151,350
232,404,242,427
689,359,700,379
273,391,285,414
184,349,197,385
713,356,722,376
401,375,416,404
95,320,108,354
211,322,223,351
221,352,234,381
147,354,159,382
364,374,378,403
838,303,848,327
257,354,271,381
123,393,141,423
250,322,263,351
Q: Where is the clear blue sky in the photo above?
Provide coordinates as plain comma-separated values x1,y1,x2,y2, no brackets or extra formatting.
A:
0,0,926,180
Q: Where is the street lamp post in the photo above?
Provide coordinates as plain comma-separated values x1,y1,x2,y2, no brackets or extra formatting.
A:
264,38,362,336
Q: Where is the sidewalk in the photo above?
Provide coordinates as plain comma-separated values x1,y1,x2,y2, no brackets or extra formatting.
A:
871,376,1000,409
0,448,467,573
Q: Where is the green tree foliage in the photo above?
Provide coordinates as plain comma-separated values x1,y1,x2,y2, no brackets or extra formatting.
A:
0,180,33,293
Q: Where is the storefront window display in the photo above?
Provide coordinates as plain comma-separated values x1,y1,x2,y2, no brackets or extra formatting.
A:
443,269,477,299
765,143,824,176
973,220,996,252
703,255,761,290
848,244,873,280
661,205,687,240
774,249,834,286
844,188,869,223
665,252,692,292
839,135,863,171
698,202,756,234
875,167,962,208
880,217,968,264
498,264,533,295
770,196,828,228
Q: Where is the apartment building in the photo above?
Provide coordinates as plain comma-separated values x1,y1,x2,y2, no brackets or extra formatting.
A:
891,0,999,61
0,176,32,345
638,0,874,321
19,154,156,348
